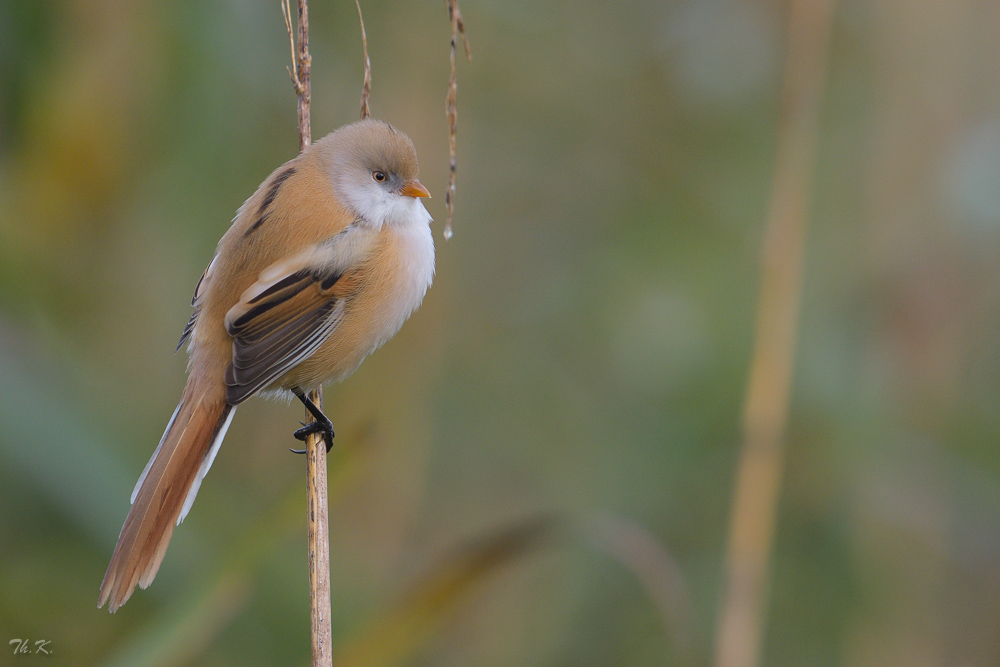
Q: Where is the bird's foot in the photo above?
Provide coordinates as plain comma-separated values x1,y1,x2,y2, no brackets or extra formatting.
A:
290,418,335,454
289,387,335,454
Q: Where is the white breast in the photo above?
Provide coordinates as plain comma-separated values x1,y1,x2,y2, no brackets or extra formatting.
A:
373,212,435,348
322,198,435,387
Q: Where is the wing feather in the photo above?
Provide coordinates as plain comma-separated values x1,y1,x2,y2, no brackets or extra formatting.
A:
223,260,355,405
176,255,219,352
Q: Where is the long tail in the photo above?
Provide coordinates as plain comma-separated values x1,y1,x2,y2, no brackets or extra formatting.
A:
98,376,235,612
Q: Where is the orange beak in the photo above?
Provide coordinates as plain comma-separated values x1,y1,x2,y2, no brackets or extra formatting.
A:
400,180,431,198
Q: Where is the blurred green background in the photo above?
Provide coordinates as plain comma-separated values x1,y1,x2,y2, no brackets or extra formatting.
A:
3,1,1000,665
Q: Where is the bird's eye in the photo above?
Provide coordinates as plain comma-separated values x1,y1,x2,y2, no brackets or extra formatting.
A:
372,171,387,183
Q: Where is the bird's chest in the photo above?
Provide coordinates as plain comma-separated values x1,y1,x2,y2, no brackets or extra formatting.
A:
292,222,435,387
361,223,435,346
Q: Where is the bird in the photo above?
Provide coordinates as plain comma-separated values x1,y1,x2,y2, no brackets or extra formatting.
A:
98,119,435,612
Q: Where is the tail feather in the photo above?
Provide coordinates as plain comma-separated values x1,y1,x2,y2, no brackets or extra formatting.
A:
180,406,235,524
98,379,233,612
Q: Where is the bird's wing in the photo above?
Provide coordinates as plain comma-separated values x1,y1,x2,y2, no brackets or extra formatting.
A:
222,244,364,404
176,255,218,352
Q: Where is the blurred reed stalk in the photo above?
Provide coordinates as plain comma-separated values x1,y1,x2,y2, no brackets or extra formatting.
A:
713,2,835,667
281,0,333,665
333,517,553,666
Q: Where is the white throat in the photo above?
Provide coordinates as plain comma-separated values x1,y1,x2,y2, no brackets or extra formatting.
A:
343,184,433,231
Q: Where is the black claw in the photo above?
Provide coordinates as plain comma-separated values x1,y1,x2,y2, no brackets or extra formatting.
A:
293,421,321,440
289,388,336,454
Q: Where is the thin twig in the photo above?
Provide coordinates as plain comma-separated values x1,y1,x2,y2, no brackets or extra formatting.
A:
281,0,330,665
444,0,471,241
355,0,371,120
281,0,305,98
283,0,312,151
712,2,835,667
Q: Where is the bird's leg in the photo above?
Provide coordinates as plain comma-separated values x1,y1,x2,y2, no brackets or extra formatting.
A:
289,387,335,454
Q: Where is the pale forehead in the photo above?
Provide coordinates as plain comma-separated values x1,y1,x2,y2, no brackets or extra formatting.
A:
330,120,419,179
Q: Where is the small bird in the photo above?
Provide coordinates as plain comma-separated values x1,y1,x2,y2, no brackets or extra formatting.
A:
98,119,435,612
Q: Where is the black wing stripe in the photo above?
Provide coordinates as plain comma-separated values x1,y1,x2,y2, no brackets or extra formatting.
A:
260,167,297,212
176,310,199,352
224,300,342,404
230,306,329,372
235,293,333,356
246,270,312,305
320,271,342,290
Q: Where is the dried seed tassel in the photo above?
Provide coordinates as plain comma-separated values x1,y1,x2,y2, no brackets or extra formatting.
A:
445,0,471,240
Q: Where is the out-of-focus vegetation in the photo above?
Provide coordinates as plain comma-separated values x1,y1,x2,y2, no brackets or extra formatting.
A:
2,1,1000,665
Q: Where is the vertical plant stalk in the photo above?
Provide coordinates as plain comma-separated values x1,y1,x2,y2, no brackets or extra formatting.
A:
282,1,331,666
283,0,312,152
355,0,371,120
305,407,332,667
713,2,835,667
444,0,471,241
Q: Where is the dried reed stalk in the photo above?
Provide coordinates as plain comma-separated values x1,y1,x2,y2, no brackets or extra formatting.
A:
712,2,836,667
282,0,312,152
444,0,471,240
282,1,332,665
355,0,371,120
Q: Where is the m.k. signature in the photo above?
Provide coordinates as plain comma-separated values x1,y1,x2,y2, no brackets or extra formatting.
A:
9,639,51,655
